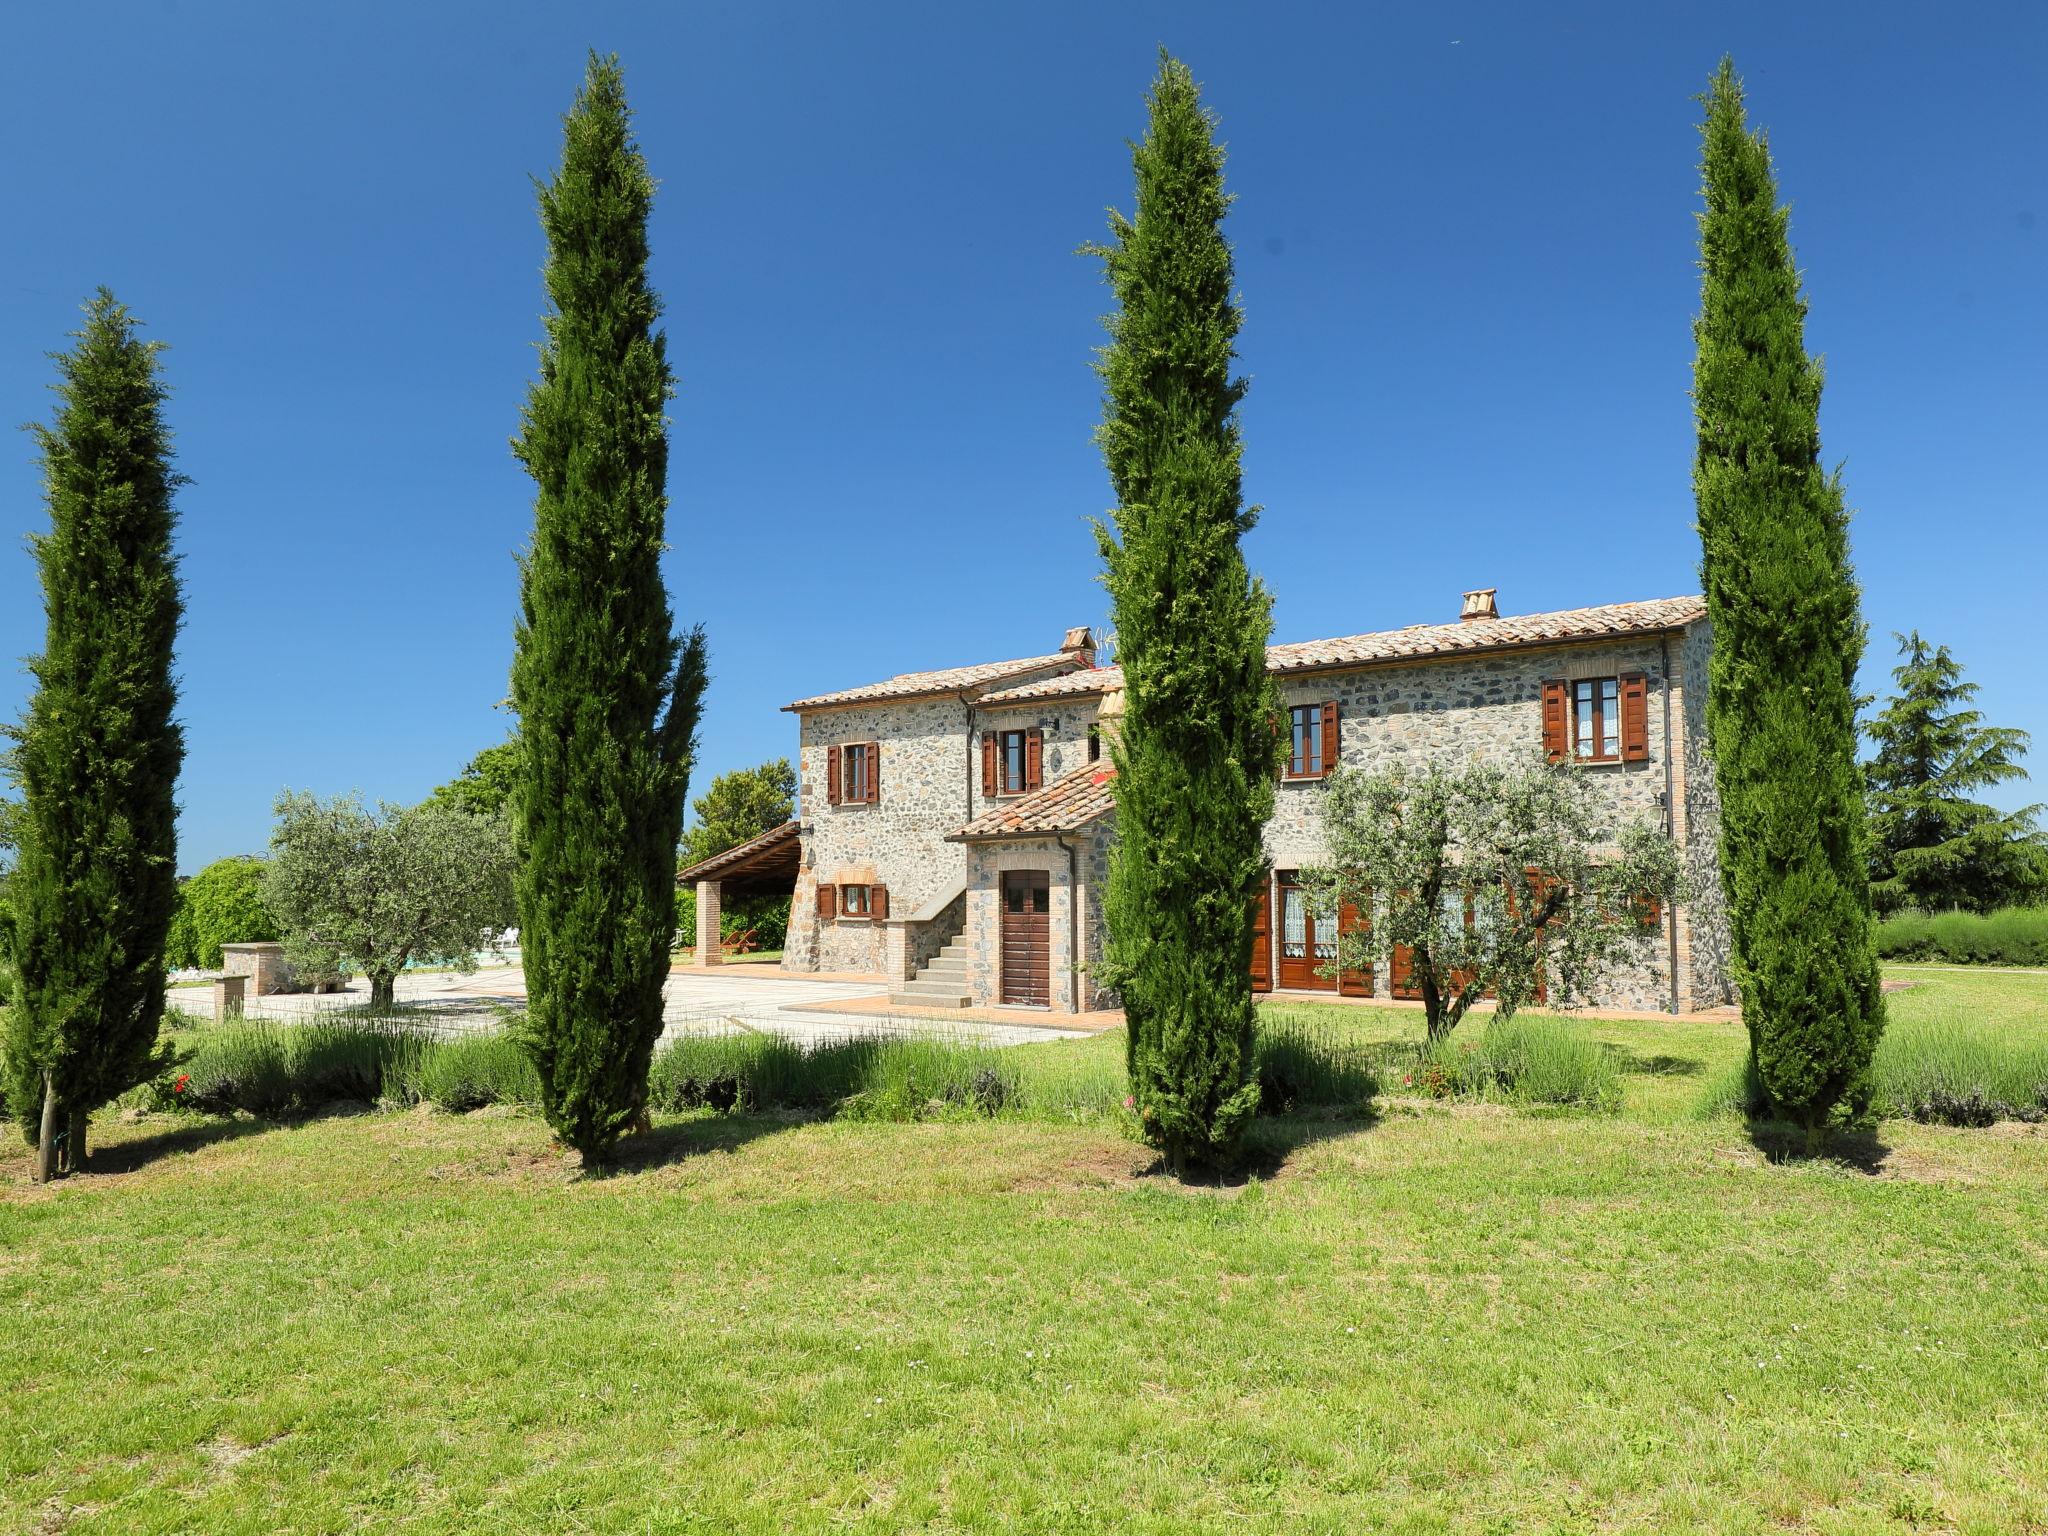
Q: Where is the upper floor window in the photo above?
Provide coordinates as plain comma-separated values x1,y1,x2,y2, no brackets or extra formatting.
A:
983,726,1043,797
1543,674,1648,765
1283,700,1339,780
825,740,880,805
1573,679,1621,763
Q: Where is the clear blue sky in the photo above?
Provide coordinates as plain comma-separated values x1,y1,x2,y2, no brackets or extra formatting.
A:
3,2,2042,871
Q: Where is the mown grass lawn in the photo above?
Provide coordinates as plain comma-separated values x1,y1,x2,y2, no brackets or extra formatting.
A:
4,970,2046,1534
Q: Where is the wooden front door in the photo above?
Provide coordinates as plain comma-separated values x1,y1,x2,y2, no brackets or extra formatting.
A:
1275,872,1338,992
1000,870,1051,1006
1250,880,1273,993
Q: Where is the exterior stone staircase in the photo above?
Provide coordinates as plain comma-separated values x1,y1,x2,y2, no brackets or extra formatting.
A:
889,934,973,1010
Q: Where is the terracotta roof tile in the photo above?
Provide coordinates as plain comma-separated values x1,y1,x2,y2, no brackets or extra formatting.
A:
784,653,1080,712
976,596,1706,704
675,818,801,884
949,766,1117,841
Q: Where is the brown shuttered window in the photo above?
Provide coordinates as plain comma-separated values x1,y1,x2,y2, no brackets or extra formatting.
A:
1619,673,1649,762
1284,702,1335,778
1541,679,1568,763
994,727,1040,795
840,884,871,917
982,731,998,797
825,745,842,805
1025,728,1043,792
865,740,882,802
870,884,889,920
817,882,837,920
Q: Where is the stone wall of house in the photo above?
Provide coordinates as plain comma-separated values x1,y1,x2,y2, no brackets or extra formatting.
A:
1259,634,1691,1013
784,668,1069,977
960,829,1116,1012
1677,618,1735,1005
969,695,1107,812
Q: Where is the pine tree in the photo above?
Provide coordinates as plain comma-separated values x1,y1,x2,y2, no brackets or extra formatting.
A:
1865,632,2046,913
510,54,707,1161
4,292,184,1181
1090,53,1276,1175
1693,59,1883,1142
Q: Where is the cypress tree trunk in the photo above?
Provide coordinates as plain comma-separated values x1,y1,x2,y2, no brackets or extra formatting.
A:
1091,54,1275,1175
3,292,185,1156
36,1075,58,1185
1693,59,1883,1139
511,54,707,1162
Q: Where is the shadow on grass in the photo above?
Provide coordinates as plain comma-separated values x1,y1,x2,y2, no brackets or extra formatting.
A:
1132,1107,1384,1189
1744,1118,1893,1174
1601,1045,1709,1078
65,1116,271,1178
578,1109,815,1178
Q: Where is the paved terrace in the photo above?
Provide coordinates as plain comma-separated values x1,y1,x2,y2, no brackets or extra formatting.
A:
165,963,1093,1047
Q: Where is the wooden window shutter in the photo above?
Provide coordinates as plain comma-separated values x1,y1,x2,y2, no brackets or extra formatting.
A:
817,882,837,920
1249,882,1272,992
1337,895,1372,996
1619,673,1649,762
1541,679,1568,763
1025,728,1044,792
981,731,998,797
871,884,889,920
1320,700,1340,778
825,745,842,806
866,740,882,802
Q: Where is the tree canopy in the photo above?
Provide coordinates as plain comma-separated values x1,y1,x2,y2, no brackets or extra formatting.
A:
1090,53,1277,1174
430,739,519,819
1693,58,1883,1139
1864,631,2046,913
681,758,795,869
1307,758,1678,1042
261,792,517,1011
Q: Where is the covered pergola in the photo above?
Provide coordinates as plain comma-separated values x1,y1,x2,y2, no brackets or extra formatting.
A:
676,819,801,967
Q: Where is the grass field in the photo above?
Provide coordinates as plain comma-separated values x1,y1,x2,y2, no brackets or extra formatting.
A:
3,968,2046,1533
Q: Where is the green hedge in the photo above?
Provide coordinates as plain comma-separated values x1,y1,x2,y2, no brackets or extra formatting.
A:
1875,907,2048,967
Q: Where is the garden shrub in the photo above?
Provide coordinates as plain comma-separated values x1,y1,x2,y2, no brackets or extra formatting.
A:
1874,906,2048,967
1253,1011,1379,1113
1394,1015,1621,1112
166,856,279,971
1869,1015,2048,1124
391,1032,542,1111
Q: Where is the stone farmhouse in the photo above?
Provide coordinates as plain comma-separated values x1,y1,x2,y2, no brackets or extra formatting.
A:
680,589,1734,1018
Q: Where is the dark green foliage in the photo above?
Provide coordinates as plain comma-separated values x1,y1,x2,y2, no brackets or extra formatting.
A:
1692,61,1884,1139
1874,906,2048,966
166,856,279,971
680,758,795,868
1088,54,1276,1174
3,292,185,1150
430,739,520,818
1864,632,2046,914
509,55,708,1158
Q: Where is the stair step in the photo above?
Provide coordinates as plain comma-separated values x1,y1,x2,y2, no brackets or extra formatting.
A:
890,989,972,1009
918,957,969,978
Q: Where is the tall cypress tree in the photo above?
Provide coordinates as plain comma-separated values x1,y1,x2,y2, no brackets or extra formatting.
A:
511,54,707,1161
1693,59,1883,1142
1091,53,1276,1174
1864,631,2046,913
4,291,184,1181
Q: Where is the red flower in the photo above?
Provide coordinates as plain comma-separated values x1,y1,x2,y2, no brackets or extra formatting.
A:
172,1074,189,1095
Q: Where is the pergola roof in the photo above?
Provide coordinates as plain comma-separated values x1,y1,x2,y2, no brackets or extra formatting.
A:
676,819,802,894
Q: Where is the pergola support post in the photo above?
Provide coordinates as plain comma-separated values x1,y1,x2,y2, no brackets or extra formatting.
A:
695,878,723,967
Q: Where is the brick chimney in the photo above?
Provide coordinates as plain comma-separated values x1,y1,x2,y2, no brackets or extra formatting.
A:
1061,625,1097,666
1460,588,1499,623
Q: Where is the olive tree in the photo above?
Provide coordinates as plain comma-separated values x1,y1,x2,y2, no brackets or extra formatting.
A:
1304,757,1678,1041
261,792,517,1010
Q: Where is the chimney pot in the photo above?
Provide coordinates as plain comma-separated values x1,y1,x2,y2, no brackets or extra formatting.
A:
1460,588,1499,623
1061,625,1097,666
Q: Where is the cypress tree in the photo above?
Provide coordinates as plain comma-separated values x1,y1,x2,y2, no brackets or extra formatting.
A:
1693,59,1883,1142
510,54,707,1161
1864,631,2046,913
4,291,184,1180
1090,53,1276,1174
